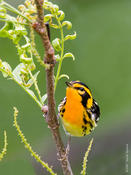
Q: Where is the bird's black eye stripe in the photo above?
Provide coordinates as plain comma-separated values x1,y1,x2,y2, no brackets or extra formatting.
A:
75,87,85,91
79,87,85,91
72,81,90,90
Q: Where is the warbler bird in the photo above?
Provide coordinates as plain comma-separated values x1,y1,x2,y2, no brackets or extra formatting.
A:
58,81,100,137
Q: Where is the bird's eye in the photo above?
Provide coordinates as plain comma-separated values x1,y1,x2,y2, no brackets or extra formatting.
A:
79,87,85,91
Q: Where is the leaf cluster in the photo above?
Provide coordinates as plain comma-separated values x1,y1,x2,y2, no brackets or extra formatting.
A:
43,0,76,89
0,0,76,107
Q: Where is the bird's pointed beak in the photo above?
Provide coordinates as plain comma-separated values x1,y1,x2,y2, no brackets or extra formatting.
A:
65,81,73,87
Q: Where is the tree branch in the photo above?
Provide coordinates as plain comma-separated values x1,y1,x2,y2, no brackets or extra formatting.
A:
33,0,73,174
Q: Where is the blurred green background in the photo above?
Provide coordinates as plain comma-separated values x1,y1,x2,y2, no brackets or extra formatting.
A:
0,0,131,174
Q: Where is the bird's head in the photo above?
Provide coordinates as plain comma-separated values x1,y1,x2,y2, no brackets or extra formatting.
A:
65,81,93,109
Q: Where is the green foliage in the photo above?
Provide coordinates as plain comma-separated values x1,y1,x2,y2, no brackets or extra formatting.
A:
43,0,76,90
0,0,76,106
0,60,42,107
0,0,44,108
0,131,7,161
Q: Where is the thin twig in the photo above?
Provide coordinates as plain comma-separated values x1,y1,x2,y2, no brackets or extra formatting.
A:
33,0,73,175
81,138,94,175
13,107,56,175
29,70,43,105
0,131,7,161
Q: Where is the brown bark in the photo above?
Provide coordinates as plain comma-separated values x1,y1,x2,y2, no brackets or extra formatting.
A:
33,0,73,174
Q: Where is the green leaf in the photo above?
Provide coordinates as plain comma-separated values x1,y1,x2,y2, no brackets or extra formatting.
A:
62,21,72,30
0,6,6,13
58,74,69,80
55,54,60,61
49,23,59,29
0,59,2,67
63,52,75,61
2,62,12,71
28,62,36,71
21,43,31,50
12,33,22,44
0,18,27,43
64,32,76,41
21,38,31,52
15,24,27,36
52,38,61,52
18,5,25,11
41,94,47,103
12,63,25,82
0,22,14,38
20,54,32,64
0,70,8,78
26,88,36,99
27,71,40,88
51,4,59,14
1,61,12,77
57,10,65,21
0,12,6,18
43,1,53,10
0,29,8,38
44,14,53,22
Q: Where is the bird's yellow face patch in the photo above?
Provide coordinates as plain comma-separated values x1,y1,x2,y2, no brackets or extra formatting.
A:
66,86,82,103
